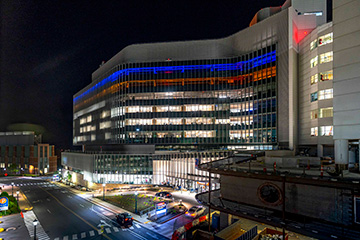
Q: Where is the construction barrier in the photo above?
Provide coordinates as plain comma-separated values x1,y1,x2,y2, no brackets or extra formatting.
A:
171,215,207,240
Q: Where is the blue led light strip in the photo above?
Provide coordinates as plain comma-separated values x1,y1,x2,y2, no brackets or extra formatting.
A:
74,51,276,103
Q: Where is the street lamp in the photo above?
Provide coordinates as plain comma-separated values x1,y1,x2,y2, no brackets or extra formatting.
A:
33,219,38,240
11,182,14,196
102,183,106,200
134,191,138,214
16,191,19,202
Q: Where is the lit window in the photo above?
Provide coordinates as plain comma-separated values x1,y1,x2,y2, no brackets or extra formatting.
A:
320,52,333,64
311,127,318,136
111,107,125,117
320,70,333,81
310,39,317,51
310,56,318,68
99,121,111,129
311,110,318,119
101,110,110,119
105,132,111,140
87,115,92,123
320,126,333,136
311,92,318,102
184,105,213,112
91,134,96,141
311,74,318,85
91,125,96,131
215,119,230,124
318,33,333,46
184,131,215,138
318,89,333,100
80,117,86,125
304,11,323,16
319,107,333,118
86,125,91,132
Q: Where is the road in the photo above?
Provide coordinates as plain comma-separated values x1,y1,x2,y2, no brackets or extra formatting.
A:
1,177,169,240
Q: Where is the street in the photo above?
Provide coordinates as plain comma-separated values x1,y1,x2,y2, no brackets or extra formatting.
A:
0,177,169,240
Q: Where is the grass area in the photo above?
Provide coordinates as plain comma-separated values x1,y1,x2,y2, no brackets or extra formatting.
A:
98,194,169,213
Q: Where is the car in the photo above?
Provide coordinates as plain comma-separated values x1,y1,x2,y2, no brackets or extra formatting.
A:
116,213,133,227
185,206,206,218
155,191,172,198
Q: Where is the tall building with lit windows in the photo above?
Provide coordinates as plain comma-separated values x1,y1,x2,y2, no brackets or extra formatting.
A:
63,0,348,187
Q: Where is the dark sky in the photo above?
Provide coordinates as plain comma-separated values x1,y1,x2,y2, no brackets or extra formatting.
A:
0,0,285,149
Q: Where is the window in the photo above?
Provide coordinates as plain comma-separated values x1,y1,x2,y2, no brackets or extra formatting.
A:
311,110,318,119
318,89,333,100
320,126,333,136
319,107,333,118
99,121,111,129
91,134,96,141
310,56,318,68
304,11,323,16
320,70,333,81
80,117,86,125
318,33,333,46
310,39,317,51
105,132,111,140
311,127,318,136
101,110,110,119
311,92,318,102
320,52,333,64
311,74,318,85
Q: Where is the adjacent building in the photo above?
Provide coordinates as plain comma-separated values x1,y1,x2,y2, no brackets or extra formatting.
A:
62,0,360,188
0,131,57,175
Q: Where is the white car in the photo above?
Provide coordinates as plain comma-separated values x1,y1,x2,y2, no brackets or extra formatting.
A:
185,206,205,218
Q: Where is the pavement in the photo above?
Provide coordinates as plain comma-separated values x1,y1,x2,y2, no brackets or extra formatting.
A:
0,213,30,240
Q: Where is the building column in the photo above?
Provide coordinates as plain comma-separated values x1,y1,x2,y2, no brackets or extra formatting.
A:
335,139,349,168
317,144,324,158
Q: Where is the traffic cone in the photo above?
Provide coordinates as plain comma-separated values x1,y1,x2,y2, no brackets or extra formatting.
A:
320,165,324,177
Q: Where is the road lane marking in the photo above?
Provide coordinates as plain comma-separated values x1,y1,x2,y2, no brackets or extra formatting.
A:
105,228,111,233
81,232,86,238
113,227,119,232
135,224,141,228
129,230,148,240
54,238,59,240
63,236,68,240
89,230,95,236
72,234,78,239
47,209,52,214
68,195,72,198
80,204,84,208
130,226,134,229
38,187,112,240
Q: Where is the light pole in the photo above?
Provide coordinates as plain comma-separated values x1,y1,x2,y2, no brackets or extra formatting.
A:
16,191,19,202
102,183,105,200
11,182,14,196
33,219,38,240
134,191,138,214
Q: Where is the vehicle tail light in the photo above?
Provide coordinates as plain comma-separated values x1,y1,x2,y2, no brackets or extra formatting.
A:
131,218,134,220
185,211,188,214
191,213,196,217
125,218,128,221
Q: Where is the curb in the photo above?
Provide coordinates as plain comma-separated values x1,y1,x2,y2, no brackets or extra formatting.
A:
19,189,33,211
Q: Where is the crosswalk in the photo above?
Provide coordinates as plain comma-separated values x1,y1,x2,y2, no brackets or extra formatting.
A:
52,224,143,240
14,182,54,187
23,210,51,240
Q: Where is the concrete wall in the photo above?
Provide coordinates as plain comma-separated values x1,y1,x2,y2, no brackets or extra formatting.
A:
220,175,353,225
333,0,360,140
61,152,94,173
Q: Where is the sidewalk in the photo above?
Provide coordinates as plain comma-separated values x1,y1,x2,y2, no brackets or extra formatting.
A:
0,213,30,240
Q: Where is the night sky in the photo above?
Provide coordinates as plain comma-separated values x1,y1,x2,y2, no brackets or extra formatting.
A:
0,0,285,149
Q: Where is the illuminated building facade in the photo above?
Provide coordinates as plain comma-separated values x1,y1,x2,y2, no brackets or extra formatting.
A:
63,0,339,187
0,132,57,175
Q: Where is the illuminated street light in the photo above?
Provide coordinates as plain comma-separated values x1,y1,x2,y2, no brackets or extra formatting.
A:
33,219,38,240
11,182,14,196
16,190,20,202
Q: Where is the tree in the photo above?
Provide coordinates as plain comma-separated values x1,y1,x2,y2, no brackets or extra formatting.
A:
9,163,19,174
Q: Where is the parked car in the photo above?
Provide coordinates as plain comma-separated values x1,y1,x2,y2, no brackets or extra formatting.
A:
185,206,205,218
155,191,172,198
116,213,133,227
